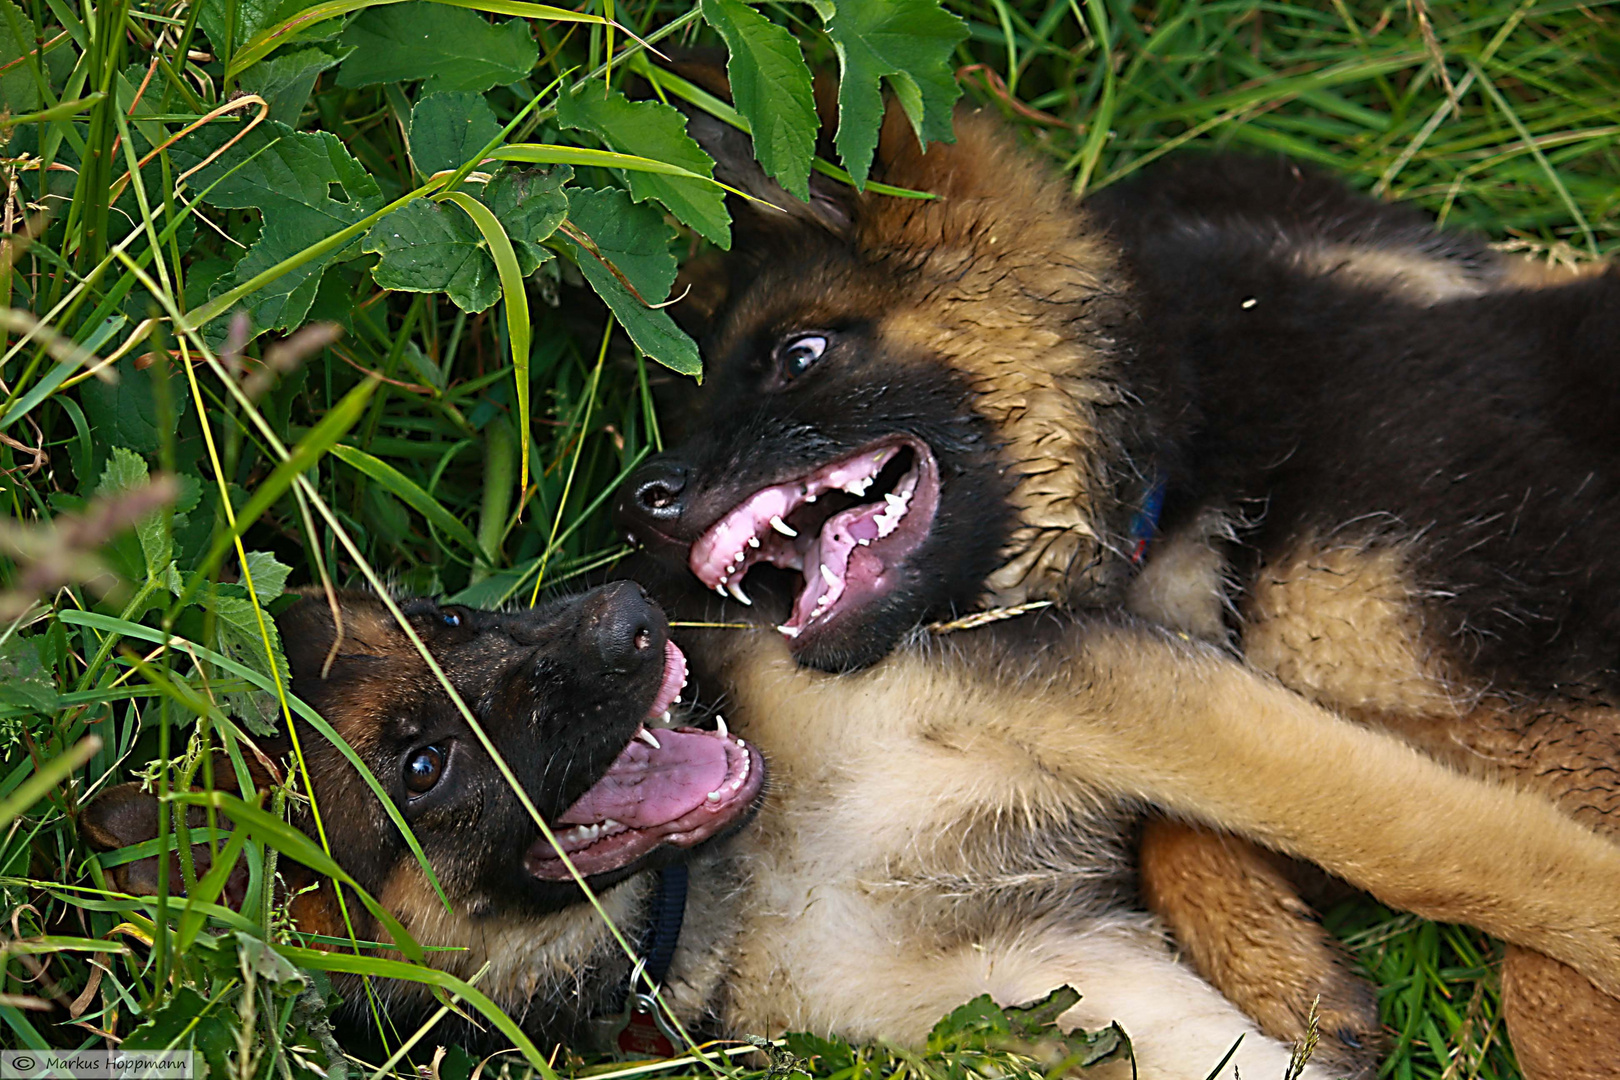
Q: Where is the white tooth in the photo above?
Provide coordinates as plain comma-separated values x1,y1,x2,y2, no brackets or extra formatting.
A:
674,694,682,704
727,581,753,606
805,493,817,502
604,819,621,829
885,492,906,508
748,536,760,548
777,624,800,638
707,790,722,802
844,477,872,496
715,715,728,739
769,515,797,537
820,564,838,587
715,582,727,596
737,739,745,748
660,710,672,723
636,728,662,749
857,538,871,546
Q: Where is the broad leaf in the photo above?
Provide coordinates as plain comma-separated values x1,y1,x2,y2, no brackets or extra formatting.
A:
178,122,383,333
563,187,699,376
363,198,501,313
337,2,537,93
94,447,170,580
483,166,569,269
821,0,967,188
237,45,347,128
409,91,501,176
557,86,730,248
701,0,816,200
241,550,293,604
196,0,309,62
0,0,40,123
0,637,60,714
213,592,291,735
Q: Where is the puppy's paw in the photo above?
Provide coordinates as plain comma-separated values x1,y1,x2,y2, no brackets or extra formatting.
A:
1139,819,1386,1078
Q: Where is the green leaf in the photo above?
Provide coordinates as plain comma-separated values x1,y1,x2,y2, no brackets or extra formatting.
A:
565,186,678,302
336,2,538,93
95,447,170,579
241,551,293,604
121,986,237,1077
236,45,348,128
79,365,191,457
409,91,501,177
821,0,968,188
562,186,698,376
483,165,569,271
177,121,384,334
363,198,501,313
0,1,41,128
556,85,730,248
0,638,59,714
701,0,816,201
213,594,291,736
196,0,307,62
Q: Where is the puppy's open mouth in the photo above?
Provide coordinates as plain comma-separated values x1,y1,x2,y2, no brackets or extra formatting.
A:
688,437,941,642
526,641,764,880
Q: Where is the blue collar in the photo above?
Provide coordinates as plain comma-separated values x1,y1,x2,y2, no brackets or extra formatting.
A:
1128,476,1167,564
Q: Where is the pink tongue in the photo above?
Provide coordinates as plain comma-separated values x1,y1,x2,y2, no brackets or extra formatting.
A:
556,729,729,827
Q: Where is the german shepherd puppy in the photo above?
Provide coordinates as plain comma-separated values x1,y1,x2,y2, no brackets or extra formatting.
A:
615,103,1620,1075
82,583,765,1049
81,588,1620,1078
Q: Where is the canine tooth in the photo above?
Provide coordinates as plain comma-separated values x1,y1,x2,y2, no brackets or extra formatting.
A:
777,624,800,638
748,536,761,548
727,581,753,606
715,582,727,596
769,515,797,537
636,728,662,749
715,715,728,739
820,564,838,587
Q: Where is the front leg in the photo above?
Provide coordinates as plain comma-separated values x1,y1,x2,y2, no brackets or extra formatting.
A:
920,618,1620,997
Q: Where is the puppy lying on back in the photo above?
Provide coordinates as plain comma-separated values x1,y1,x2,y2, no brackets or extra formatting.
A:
82,585,1620,1078
617,94,1620,1075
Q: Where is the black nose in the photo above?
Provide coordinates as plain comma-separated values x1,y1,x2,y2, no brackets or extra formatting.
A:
618,456,690,530
578,581,665,676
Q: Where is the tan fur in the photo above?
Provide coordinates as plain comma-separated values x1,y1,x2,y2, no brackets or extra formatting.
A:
1137,819,1382,1075
1242,540,1463,724
849,112,1141,610
1292,243,1492,304
667,619,1620,1080
1125,511,1235,642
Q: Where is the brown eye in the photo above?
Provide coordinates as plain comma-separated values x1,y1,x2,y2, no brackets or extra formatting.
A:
404,746,445,795
777,334,827,380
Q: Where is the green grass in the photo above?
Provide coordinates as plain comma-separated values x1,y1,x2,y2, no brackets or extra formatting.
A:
1,0,1616,1076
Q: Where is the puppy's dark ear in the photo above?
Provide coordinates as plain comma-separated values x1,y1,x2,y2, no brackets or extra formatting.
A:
277,587,396,688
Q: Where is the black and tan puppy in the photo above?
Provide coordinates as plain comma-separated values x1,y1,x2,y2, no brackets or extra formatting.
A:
79,585,1620,1077
82,584,763,1050
616,103,1620,1075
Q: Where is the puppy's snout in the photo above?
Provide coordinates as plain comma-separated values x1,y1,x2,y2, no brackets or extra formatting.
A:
618,456,690,532
579,581,665,677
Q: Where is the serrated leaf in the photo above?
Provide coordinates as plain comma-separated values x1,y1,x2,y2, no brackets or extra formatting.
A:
557,86,730,248
95,448,171,579
121,987,237,1080
363,198,501,313
701,0,816,201
565,186,678,301
484,166,570,270
823,0,968,188
410,91,502,176
213,594,291,736
337,2,537,93
242,551,293,604
237,45,347,128
177,122,383,334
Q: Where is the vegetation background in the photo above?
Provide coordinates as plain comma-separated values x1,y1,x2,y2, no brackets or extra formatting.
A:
1,0,1617,1077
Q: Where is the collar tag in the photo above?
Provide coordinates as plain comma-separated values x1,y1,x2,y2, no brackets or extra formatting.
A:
610,991,681,1060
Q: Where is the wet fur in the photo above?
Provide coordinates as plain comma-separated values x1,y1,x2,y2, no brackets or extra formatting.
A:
630,106,1620,1075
